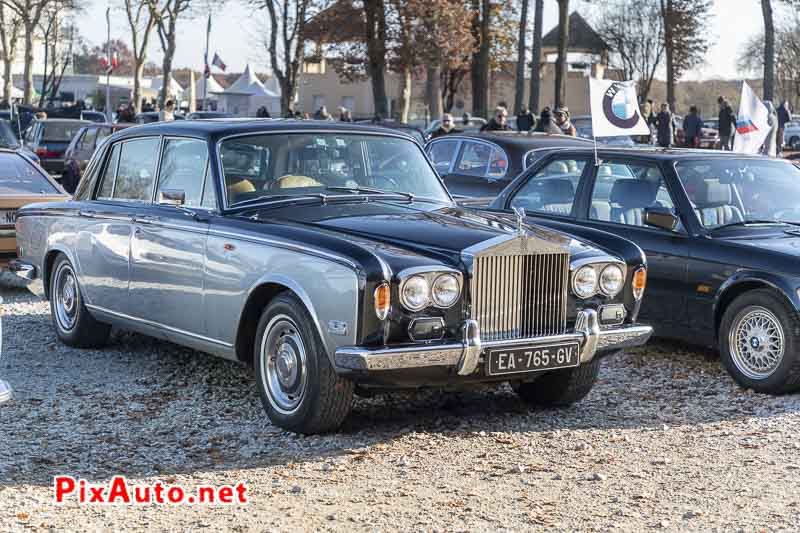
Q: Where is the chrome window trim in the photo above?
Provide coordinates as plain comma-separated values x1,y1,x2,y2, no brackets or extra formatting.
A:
96,135,163,204
426,137,464,175
215,128,454,210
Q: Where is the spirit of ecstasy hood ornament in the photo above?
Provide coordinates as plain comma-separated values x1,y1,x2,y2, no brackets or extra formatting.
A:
512,206,526,235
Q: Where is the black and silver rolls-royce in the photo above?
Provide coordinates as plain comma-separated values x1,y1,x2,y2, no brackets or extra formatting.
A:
11,121,652,433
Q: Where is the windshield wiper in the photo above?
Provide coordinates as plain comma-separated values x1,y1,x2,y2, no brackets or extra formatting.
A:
325,185,415,201
230,193,330,209
711,219,796,231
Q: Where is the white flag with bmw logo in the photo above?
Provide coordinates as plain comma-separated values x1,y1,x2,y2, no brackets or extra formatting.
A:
589,78,650,137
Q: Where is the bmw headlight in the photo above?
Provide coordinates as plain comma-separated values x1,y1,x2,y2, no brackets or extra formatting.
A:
599,264,624,297
431,274,461,308
572,265,598,298
400,275,430,311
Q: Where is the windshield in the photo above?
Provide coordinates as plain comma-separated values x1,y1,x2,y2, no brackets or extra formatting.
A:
0,120,19,148
0,152,58,194
220,132,450,206
42,121,85,142
675,158,800,228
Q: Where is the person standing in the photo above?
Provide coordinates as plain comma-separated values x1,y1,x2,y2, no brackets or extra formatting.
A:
656,103,676,148
480,107,511,132
777,100,791,155
430,113,462,139
762,100,779,157
159,100,176,122
717,96,736,150
553,107,576,136
682,106,702,148
516,107,535,132
535,107,561,134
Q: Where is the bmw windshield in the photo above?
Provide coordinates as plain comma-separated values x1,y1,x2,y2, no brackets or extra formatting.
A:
220,132,451,207
676,158,800,228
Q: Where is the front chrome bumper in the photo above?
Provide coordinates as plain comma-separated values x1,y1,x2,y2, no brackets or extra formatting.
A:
8,259,36,280
334,309,652,375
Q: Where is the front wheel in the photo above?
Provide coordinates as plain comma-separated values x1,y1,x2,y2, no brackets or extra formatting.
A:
254,293,353,434
719,289,800,394
515,358,601,407
49,254,111,347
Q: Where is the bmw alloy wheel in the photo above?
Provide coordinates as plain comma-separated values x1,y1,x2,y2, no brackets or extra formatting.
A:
729,306,785,380
259,315,308,415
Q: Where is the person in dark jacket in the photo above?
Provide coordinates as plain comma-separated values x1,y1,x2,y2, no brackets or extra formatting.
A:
655,103,676,148
516,107,535,132
430,113,462,139
777,101,791,155
717,96,736,150
480,106,511,132
534,107,561,134
682,106,703,148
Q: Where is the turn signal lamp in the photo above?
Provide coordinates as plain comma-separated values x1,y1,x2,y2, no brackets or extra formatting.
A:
374,283,391,320
632,267,647,300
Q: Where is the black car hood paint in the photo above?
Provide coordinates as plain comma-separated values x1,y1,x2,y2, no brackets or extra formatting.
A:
243,200,604,269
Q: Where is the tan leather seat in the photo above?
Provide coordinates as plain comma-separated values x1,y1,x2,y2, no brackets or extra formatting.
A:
226,179,256,204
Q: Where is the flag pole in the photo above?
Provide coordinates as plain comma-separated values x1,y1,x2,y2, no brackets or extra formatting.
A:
593,134,599,167
203,13,211,111
105,8,112,122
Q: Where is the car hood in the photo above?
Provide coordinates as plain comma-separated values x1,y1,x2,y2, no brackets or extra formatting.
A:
722,229,800,256
244,200,603,267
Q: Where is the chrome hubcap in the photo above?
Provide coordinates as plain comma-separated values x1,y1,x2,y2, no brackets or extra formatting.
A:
730,306,784,380
54,264,78,331
260,316,307,414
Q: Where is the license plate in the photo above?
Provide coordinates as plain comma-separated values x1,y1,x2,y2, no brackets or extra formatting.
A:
0,210,15,225
487,342,580,376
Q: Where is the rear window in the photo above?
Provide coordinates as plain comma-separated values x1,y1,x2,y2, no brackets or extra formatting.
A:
42,122,86,141
0,153,58,194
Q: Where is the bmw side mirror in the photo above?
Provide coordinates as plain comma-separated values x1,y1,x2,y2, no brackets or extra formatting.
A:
158,189,186,206
644,206,679,231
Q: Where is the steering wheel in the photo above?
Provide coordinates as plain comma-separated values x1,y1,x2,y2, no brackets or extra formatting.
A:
270,175,325,191
378,153,408,173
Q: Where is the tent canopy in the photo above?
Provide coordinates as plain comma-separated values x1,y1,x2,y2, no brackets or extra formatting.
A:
224,65,278,97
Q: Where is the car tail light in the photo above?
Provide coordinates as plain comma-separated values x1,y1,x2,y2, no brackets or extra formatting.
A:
632,267,647,300
374,283,391,320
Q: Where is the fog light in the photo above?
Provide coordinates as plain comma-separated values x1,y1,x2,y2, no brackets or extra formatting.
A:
409,317,445,341
374,283,390,320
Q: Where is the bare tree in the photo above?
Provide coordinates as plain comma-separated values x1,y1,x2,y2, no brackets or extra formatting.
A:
258,0,312,116
528,0,542,113
554,0,569,109
364,0,388,118
596,0,665,102
0,0,72,104
123,0,156,113
659,0,712,111
513,0,529,114
37,1,79,107
0,4,21,103
762,0,775,101
470,0,490,118
148,0,193,106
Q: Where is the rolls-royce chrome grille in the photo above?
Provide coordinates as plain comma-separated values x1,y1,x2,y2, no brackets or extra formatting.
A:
470,252,569,341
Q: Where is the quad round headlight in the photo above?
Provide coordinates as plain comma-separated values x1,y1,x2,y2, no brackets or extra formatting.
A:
572,265,598,298
400,275,430,311
599,264,624,297
431,273,461,308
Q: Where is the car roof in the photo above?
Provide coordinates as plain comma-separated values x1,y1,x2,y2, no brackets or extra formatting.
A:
37,118,90,124
112,119,423,142
538,145,776,161
436,131,595,148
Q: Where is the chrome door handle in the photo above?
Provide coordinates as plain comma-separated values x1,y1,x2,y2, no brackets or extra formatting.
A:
135,215,160,224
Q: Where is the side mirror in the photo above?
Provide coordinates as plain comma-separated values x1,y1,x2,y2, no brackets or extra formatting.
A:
644,206,679,231
158,189,186,206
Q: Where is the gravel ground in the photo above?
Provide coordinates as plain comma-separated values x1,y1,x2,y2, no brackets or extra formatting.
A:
2,286,800,532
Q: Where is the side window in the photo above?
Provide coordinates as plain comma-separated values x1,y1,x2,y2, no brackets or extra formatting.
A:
509,158,586,216
113,137,160,202
156,138,209,207
427,140,459,173
456,141,494,177
96,143,121,200
81,128,99,151
201,165,217,209
589,161,675,227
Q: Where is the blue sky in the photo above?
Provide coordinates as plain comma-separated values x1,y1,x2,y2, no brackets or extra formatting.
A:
85,0,781,79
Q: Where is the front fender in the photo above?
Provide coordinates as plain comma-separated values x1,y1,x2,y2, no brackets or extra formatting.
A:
713,270,800,334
